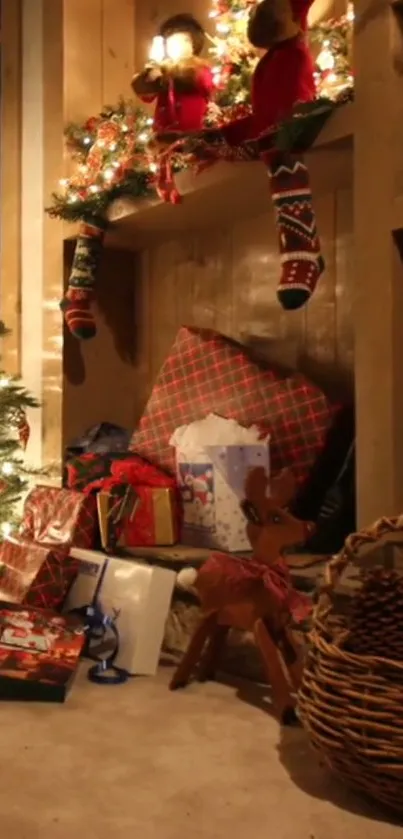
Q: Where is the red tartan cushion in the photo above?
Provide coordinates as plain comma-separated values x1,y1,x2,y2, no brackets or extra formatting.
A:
130,327,338,487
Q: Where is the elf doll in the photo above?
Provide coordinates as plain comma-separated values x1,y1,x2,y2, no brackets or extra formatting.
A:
132,13,214,202
132,14,213,134
159,0,322,311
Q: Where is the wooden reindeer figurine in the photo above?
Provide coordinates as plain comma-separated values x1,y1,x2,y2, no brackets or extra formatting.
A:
170,467,313,724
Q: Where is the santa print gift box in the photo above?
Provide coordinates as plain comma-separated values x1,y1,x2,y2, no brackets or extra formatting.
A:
0,602,85,702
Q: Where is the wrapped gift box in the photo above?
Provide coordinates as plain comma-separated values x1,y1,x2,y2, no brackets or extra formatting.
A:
21,485,97,550
96,483,137,551
129,326,339,486
118,486,178,548
65,548,176,675
0,537,78,610
0,602,84,702
65,451,131,491
88,458,180,549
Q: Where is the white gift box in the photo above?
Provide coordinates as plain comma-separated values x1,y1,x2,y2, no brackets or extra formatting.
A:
65,549,175,675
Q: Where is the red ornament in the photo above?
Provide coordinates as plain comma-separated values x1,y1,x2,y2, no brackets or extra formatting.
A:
17,411,30,451
84,117,99,133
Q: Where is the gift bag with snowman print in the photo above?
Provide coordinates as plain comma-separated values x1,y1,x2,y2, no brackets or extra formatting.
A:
170,414,270,552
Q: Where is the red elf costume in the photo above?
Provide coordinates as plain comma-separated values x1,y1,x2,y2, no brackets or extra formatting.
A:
132,13,213,202
132,13,213,134
161,0,323,311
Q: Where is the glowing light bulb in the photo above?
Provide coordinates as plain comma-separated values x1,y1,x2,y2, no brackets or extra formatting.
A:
2,462,14,476
109,142,117,151
215,41,226,57
68,193,78,203
89,185,100,193
1,522,13,538
138,132,149,143
149,36,165,63
317,48,335,72
103,168,114,180
166,34,187,62
78,164,88,174
346,3,354,22
83,136,92,145
0,377,11,388
59,178,68,187
149,162,158,173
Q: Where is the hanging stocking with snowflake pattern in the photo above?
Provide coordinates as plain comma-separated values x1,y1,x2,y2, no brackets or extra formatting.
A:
264,151,325,310
60,219,106,340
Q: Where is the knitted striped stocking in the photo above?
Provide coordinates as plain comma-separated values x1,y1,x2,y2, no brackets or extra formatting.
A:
61,220,106,340
265,152,324,310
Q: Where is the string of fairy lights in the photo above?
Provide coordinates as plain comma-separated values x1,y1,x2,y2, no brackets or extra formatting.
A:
47,1,355,223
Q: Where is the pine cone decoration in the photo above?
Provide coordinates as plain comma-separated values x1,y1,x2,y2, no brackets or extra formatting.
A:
345,568,403,660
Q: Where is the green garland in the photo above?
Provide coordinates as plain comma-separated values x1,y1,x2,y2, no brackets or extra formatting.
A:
46,3,354,227
47,168,154,225
46,91,352,226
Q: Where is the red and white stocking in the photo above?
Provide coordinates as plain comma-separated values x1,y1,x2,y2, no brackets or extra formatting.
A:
265,152,324,310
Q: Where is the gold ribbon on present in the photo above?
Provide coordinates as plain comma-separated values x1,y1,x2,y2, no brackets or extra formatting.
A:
96,482,138,551
152,488,176,544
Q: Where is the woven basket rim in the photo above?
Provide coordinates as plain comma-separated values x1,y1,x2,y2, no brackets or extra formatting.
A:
314,515,403,629
309,625,403,672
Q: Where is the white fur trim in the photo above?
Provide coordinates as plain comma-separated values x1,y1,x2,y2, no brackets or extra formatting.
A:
176,567,198,591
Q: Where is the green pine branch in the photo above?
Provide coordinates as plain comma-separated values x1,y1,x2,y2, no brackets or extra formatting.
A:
0,321,40,537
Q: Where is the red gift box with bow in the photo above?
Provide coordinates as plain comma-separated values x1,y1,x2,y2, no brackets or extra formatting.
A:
86,456,180,548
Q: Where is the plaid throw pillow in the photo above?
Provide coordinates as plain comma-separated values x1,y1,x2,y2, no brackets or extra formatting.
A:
130,327,338,487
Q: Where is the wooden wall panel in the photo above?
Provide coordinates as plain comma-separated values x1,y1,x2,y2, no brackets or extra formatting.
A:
64,0,103,122
63,244,138,443
304,193,338,389
0,0,22,374
335,187,354,386
130,186,354,424
62,0,138,447
102,0,136,102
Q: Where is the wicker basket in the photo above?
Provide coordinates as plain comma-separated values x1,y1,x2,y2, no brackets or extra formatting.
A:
298,516,403,814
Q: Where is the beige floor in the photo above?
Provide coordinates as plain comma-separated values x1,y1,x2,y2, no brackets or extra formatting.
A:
0,665,401,839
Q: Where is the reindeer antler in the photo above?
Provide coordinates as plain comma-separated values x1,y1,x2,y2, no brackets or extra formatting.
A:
244,466,269,508
270,468,296,509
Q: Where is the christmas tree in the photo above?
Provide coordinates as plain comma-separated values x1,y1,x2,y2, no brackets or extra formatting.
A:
0,322,39,538
207,0,354,124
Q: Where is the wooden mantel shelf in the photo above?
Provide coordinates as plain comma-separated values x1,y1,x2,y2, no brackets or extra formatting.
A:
64,102,354,251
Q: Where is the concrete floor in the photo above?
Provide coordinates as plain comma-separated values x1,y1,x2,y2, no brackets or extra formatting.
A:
1,665,401,839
